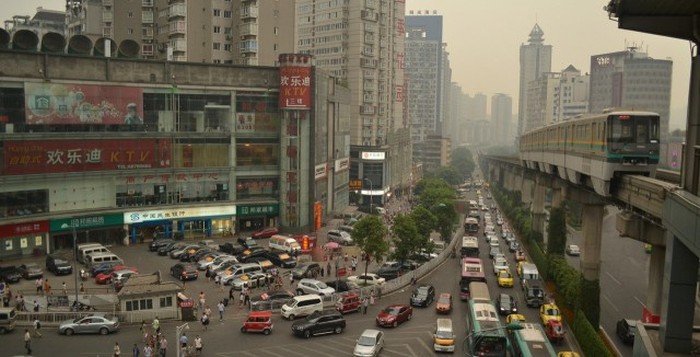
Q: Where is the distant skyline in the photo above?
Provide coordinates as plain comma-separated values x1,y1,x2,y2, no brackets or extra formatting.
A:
1,0,691,130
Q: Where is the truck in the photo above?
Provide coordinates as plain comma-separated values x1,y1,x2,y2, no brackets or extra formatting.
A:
522,279,546,307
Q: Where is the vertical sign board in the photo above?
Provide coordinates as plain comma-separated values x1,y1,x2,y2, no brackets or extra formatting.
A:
278,54,313,110
314,201,322,231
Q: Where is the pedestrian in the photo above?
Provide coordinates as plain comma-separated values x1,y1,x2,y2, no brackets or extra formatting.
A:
114,341,121,357
140,319,146,334
33,318,42,337
410,275,417,286
158,336,167,357
204,306,212,318
33,299,39,312
35,278,42,294
244,291,250,306
62,281,67,295
16,295,24,311
179,332,189,347
24,329,31,355
152,316,160,334
43,278,51,295
370,289,375,305
320,266,324,277
238,291,245,307
326,262,331,277
362,297,369,315
289,272,294,286
80,282,85,293
198,291,206,311
143,344,153,357
229,286,235,301
200,312,209,331
377,286,382,301
214,274,221,287
132,343,141,357
217,300,225,321
194,335,203,356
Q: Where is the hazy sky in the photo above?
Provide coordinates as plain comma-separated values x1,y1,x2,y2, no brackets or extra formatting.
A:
1,0,692,130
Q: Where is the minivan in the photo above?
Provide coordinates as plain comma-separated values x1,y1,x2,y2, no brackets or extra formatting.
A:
85,252,123,270
433,318,455,352
268,235,301,254
79,246,110,264
0,307,17,334
281,294,323,320
220,263,263,285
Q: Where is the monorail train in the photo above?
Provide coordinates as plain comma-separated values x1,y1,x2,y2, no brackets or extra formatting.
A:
519,110,660,196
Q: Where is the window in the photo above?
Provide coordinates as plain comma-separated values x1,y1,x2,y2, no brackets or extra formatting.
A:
224,10,232,18
127,28,134,34
224,44,232,51
160,296,173,308
128,11,133,17
224,27,232,35
213,9,221,16
213,26,221,34
213,42,221,50
126,298,154,311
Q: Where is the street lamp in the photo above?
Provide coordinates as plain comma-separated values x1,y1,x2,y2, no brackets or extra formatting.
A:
60,220,80,305
462,322,523,356
363,177,373,214
175,322,190,357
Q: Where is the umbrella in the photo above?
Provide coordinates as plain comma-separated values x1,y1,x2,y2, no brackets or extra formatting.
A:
323,242,340,250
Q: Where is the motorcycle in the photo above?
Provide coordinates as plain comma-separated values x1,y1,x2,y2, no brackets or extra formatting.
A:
79,269,89,281
71,300,96,312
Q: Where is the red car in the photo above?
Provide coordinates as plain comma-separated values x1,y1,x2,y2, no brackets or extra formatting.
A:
94,266,137,284
376,304,413,328
251,227,279,239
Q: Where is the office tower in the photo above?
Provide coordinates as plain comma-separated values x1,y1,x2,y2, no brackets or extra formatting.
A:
492,94,513,147
525,72,560,132
518,24,552,137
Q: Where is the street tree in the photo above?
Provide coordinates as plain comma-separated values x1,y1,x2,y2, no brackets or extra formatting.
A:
390,214,421,264
351,215,390,280
450,147,475,180
409,206,437,250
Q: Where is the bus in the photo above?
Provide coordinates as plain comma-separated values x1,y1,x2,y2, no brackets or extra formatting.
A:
459,258,486,300
511,323,557,357
466,282,508,357
465,217,479,235
460,236,480,258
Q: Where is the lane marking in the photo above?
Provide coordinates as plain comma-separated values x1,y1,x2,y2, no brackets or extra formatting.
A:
634,296,646,307
606,272,622,286
602,293,619,312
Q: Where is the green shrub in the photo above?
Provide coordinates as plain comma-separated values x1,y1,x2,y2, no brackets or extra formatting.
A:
572,309,613,357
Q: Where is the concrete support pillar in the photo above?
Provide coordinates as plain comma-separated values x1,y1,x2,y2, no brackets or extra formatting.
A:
647,244,664,317
580,203,604,280
660,235,697,352
532,181,546,236
551,188,563,208
505,171,514,191
521,178,533,206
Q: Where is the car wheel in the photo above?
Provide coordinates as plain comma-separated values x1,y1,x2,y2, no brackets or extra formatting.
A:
99,327,109,335
304,330,311,339
392,321,398,328
263,328,271,335
288,314,295,320
240,327,246,333
296,289,304,295
334,326,343,334
65,328,74,336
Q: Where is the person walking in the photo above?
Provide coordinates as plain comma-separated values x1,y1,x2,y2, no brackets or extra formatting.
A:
62,281,67,295
179,332,189,348
33,299,40,312
158,336,167,357
326,262,331,277
43,278,51,295
289,272,294,287
362,296,369,315
238,291,245,307
200,312,209,331
143,344,153,357
194,335,203,356
217,300,225,321
33,318,42,337
369,290,375,305
132,343,141,357
228,286,235,302
24,329,32,355
152,316,160,334
140,320,147,335
113,341,121,357
35,278,42,295
198,291,206,311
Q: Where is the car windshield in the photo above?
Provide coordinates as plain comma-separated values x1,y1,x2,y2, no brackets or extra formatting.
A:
546,308,560,316
436,330,452,339
414,287,429,296
437,296,450,304
317,282,329,289
358,335,376,346
383,307,400,315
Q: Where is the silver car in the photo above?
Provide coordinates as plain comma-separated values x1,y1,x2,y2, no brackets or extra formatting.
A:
230,272,268,290
327,230,354,245
353,329,384,357
59,313,119,335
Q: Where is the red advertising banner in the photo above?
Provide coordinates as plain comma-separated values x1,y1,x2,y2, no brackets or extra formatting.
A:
0,221,49,239
278,54,312,110
24,83,144,125
4,139,171,175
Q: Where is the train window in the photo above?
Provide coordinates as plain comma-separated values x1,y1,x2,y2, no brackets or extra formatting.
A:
636,124,647,144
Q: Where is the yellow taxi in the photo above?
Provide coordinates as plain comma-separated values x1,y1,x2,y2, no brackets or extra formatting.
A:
557,352,580,357
496,269,514,288
516,261,528,277
540,302,562,325
505,313,526,325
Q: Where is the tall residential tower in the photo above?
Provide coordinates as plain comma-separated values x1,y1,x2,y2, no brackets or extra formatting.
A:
518,24,552,137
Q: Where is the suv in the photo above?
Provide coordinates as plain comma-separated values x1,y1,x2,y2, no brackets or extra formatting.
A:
0,266,22,283
297,278,336,296
46,254,73,276
327,230,353,245
292,262,322,280
522,279,546,307
170,263,199,281
291,310,346,338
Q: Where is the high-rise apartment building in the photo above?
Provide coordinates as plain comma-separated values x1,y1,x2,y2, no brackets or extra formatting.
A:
589,48,672,164
405,26,440,144
65,0,294,65
296,0,410,206
518,24,552,137
554,65,589,121
491,94,513,147
449,83,468,147
525,72,560,132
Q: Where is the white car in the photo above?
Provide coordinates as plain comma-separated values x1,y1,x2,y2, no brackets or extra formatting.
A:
354,329,385,357
296,278,336,296
347,273,386,286
566,244,581,256
202,255,237,271
489,239,499,248
327,230,354,245
493,257,509,274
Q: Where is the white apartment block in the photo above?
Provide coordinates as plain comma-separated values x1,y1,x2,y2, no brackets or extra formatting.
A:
525,72,560,132
555,65,589,121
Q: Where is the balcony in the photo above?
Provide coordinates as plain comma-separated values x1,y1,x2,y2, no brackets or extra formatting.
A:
172,40,186,51
241,5,258,19
361,10,378,21
169,21,186,35
142,0,153,6
169,4,186,18
102,11,113,23
142,12,154,23
102,0,113,6
360,58,377,69
239,39,258,53
360,105,376,115
239,22,258,36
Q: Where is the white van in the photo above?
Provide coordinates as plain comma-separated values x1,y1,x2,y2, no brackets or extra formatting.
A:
281,294,323,320
79,246,110,264
86,252,123,269
433,318,455,352
519,263,540,282
268,235,301,254
76,243,104,252
219,263,263,285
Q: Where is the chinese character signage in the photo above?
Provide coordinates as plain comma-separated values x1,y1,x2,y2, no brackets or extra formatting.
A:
0,221,49,239
361,151,386,160
50,214,123,232
25,83,144,125
3,139,171,175
124,205,236,224
237,204,279,217
278,54,312,110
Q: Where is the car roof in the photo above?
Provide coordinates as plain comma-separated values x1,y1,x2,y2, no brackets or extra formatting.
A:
360,329,382,338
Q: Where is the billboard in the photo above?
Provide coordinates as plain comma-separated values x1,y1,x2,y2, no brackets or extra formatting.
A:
3,139,171,175
24,83,144,125
278,54,312,110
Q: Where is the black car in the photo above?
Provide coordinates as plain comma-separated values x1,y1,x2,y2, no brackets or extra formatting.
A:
180,246,206,262
238,248,269,263
292,262,322,279
149,238,173,252
616,318,637,345
496,293,518,316
261,251,297,268
376,265,406,281
250,290,295,310
323,279,358,293
90,261,121,277
291,310,346,338
219,242,247,256
237,237,258,249
170,263,199,281
46,254,73,276
158,242,184,256
0,266,22,283
410,284,435,307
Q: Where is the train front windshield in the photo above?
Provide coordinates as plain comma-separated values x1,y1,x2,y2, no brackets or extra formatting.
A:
609,115,660,144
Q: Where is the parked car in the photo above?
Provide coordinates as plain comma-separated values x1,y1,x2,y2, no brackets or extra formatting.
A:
95,266,138,285
347,273,386,287
158,242,185,256
435,293,452,314
230,272,267,290
237,237,259,249
0,266,22,283
218,242,246,256
291,310,345,338
46,254,73,276
376,304,413,328
261,251,297,268
169,244,200,259
324,279,358,293
251,227,280,239
327,230,354,245
90,261,122,277
201,255,237,272
237,248,269,263
170,263,199,281
409,284,435,307
496,293,518,316
353,329,384,357
566,244,581,256
149,238,173,252
296,278,336,296
292,262,322,280
616,318,637,345
58,313,119,335
198,239,219,250
18,263,43,279
376,265,406,281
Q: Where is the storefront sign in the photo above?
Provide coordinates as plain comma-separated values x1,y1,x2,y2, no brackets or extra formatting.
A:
335,158,349,172
278,54,312,110
237,204,279,217
349,179,363,191
124,205,236,224
25,82,144,125
4,139,171,176
314,163,327,180
0,221,49,239
50,214,124,232
361,151,385,161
